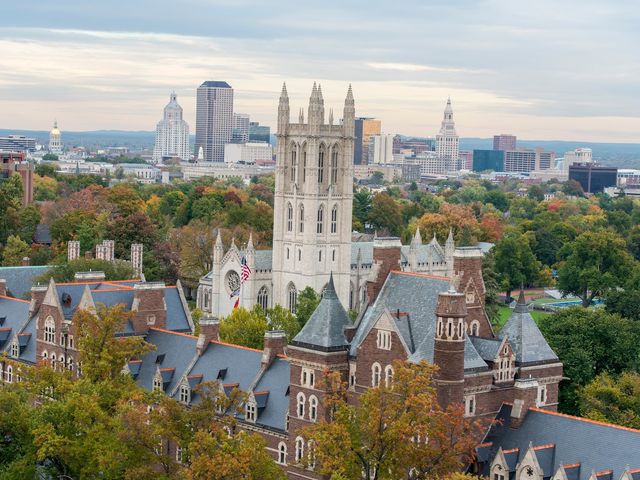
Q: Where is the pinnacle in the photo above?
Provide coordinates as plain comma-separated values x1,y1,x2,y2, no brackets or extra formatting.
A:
215,228,223,246
345,83,354,103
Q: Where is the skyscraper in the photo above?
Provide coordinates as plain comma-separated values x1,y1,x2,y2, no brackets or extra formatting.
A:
493,134,517,151
435,98,459,170
194,81,234,162
248,121,270,143
232,113,250,143
152,92,190,163
49,121,62,154
353,117,381,165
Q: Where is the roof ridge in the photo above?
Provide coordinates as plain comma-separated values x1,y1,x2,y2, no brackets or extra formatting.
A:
0,295,29,304
390,270,449,281
529,407,640,433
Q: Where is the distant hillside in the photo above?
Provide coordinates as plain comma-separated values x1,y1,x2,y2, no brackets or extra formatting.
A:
0,129,157,151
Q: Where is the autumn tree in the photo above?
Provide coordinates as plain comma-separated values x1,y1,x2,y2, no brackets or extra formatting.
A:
302,360,484,480
36,258,135,283
579,372,640,429
1,235,30,266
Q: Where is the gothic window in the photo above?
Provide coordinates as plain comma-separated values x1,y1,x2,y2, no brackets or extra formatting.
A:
176,446,185,465
257,286,269,311
277,442,287,465
153,375,162,392
67,357,74,372
179,384,191,404
318,250,322,262
295,437,305,463
331,147,338,184
302,150,307,182
469,320,480,336
301,367,315,387
298,204,304,233
59,355,65,372
309,395,318,422
44,316,55,344
376,330,391,350
50,352,56,370
318,145,325,183
10,340,19,358
307,439,316,470
371,362,381,387
349,282,354,310
331,204,338,233
42,351,48,363
6,365,12,383
384,365,394,388
464,394,476,417
457,319,464,338
332,250,335,262
225,271,241,296
287,283,297,314
296,392,306,418
246,400,257,422
349,363,356,389
537,385,547,406
287,202,293,232
317,205,324,234
290,148,297,182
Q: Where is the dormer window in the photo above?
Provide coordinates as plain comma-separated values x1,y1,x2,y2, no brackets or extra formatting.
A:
179,384,190,404
146,315,156,325
376,330,391,350
10,340,19,358
246,400,257,423
44,316,55,344
153,376,162,392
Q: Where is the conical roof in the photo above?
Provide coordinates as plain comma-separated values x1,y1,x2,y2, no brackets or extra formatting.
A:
498,290,558,365
291,274,352,352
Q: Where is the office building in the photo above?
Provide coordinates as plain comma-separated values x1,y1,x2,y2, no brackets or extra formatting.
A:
194,81,234,162
404,151,448,176
152,92,190,164
569,162,617,194
224,142,273,164
563,147,593,171
493,134,517,151
232,113,250,143
504,149,554,173
1,151,33,205
535,148,555,170
248,121,270,144
0,135,36,153
393,135,435,155
459,150,473,170
354,117,381,165
368,134,394,164
435,98,459,170
473,149,504,172
49,121,62,154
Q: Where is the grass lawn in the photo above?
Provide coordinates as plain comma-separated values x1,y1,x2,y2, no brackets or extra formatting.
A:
494,306,550,333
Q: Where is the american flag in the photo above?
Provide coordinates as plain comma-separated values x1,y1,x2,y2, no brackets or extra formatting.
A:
241,256,251,283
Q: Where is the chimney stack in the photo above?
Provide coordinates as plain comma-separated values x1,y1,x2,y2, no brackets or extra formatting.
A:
21,257,31,266
510,378,539,429
262,330,287,368
131,282,166,333
197,316,220,356
367,236,402,303
0,279,6,297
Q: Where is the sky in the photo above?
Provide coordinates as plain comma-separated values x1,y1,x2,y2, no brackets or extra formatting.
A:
1,1,639,142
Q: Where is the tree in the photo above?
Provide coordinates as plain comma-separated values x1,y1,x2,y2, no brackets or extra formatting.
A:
1,235,30,266
302,360,484,480
562,179,584,197
527,184,545,202
107,183,144,217
369,193,402,236
219,306,269,350
370,171,385,184
539,308,640,414
482,251,501,327
36,258,135,283
42,153,59,161
295,287,321,328
604,269,640,320
579,372,640,429
266,304,300,341
353,188,372,229
494,234,542,300
557,230,634,307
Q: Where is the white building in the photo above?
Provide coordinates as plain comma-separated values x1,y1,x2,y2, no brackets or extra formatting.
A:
435,98,459,170
224,142,273,164
118,163,160,184
48,121,62,154
181,162,274,183
368,134,394,164
404,151,448,176
562,148,593,171
152,92,190,163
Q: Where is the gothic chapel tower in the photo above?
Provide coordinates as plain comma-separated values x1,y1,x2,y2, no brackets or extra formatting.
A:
272,83,355,312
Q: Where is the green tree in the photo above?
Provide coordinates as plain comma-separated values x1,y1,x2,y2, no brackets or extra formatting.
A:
370,171,385,184
527,184,545,202
1,235,30,266
35,162,58,177
36,258,135,283
494,233,542,300
266,304,300,340
353,188,372,229
483,189,509,211
219,306,269,350
579,372,640,429
42,153,59,161
369,192,402,236
557,230,634,307
562,179,584,197
604,269,640,320
295,286,321,328
539,308,640,414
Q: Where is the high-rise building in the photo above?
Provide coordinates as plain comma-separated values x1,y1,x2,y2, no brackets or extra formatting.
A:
248,121,270,143
569,163,617,194
0,151,33,205
354,117,381,165
535,147,555,170
232,113,250,143
194,81,234,162
472,150,505,172
493,134,517,151
459,150,473,170
152,92,190,163
0,135,36,153
504,150,536,172
368,134,394,164
435,98,459,170
563,147,593,171
49,121,62,154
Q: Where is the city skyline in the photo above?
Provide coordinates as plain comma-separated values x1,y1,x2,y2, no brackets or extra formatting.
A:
1,1,639,142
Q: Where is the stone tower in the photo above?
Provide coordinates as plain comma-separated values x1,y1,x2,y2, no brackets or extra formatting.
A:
433,287,467,408
272,83,355,311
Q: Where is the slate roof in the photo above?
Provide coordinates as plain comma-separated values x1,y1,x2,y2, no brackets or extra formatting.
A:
498,291,558,366
252,357,290,431
352,271,488,372
470,336,503,362
0,265,50,299
292,275,352,351
482,405,640,479
33,224,52,244
0,297,29,351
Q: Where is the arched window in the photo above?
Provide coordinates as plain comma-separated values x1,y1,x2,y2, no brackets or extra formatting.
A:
277,442,287,465
257,286,269,311
469,320,480,336
302,149,307,182
50,352,56,370
308,439,317,470
287,283,297,314
286,202,293,232
59,355,65,372
153,375,162,392
10,340,18,358
67,357,74,372
296,392,306,418
6,365,13,383
331,147,339,184
295,437,305,463
42,351,48,364
298,204,305,233
179,384,191,404
318,145,325,183
330,204,338,233
371,362,381,387
309,395,318,422
385,365,394,388
44,316,55,343
317,205,324,234
290,147,297,182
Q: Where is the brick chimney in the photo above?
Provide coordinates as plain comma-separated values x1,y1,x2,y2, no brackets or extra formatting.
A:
452,247,493,337
131,283,166,334
0,279,6,297
262,330,287,368
21,257,31,266
30,283,49,317
510,378,539,428
367,236,402,303
196,316,220,356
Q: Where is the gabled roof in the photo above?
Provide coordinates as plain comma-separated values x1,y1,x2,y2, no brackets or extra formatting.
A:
291,274,352,352
498,290,558,366
0,297,29,349
470,336,504,362
0,265,50,299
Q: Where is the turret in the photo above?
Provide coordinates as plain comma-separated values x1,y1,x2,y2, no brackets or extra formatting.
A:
213,229,224,265
433,287,467,408
277,83,289,136
409,227,422,271
445,227,455,276
343,84,355,137
307,82,322,132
